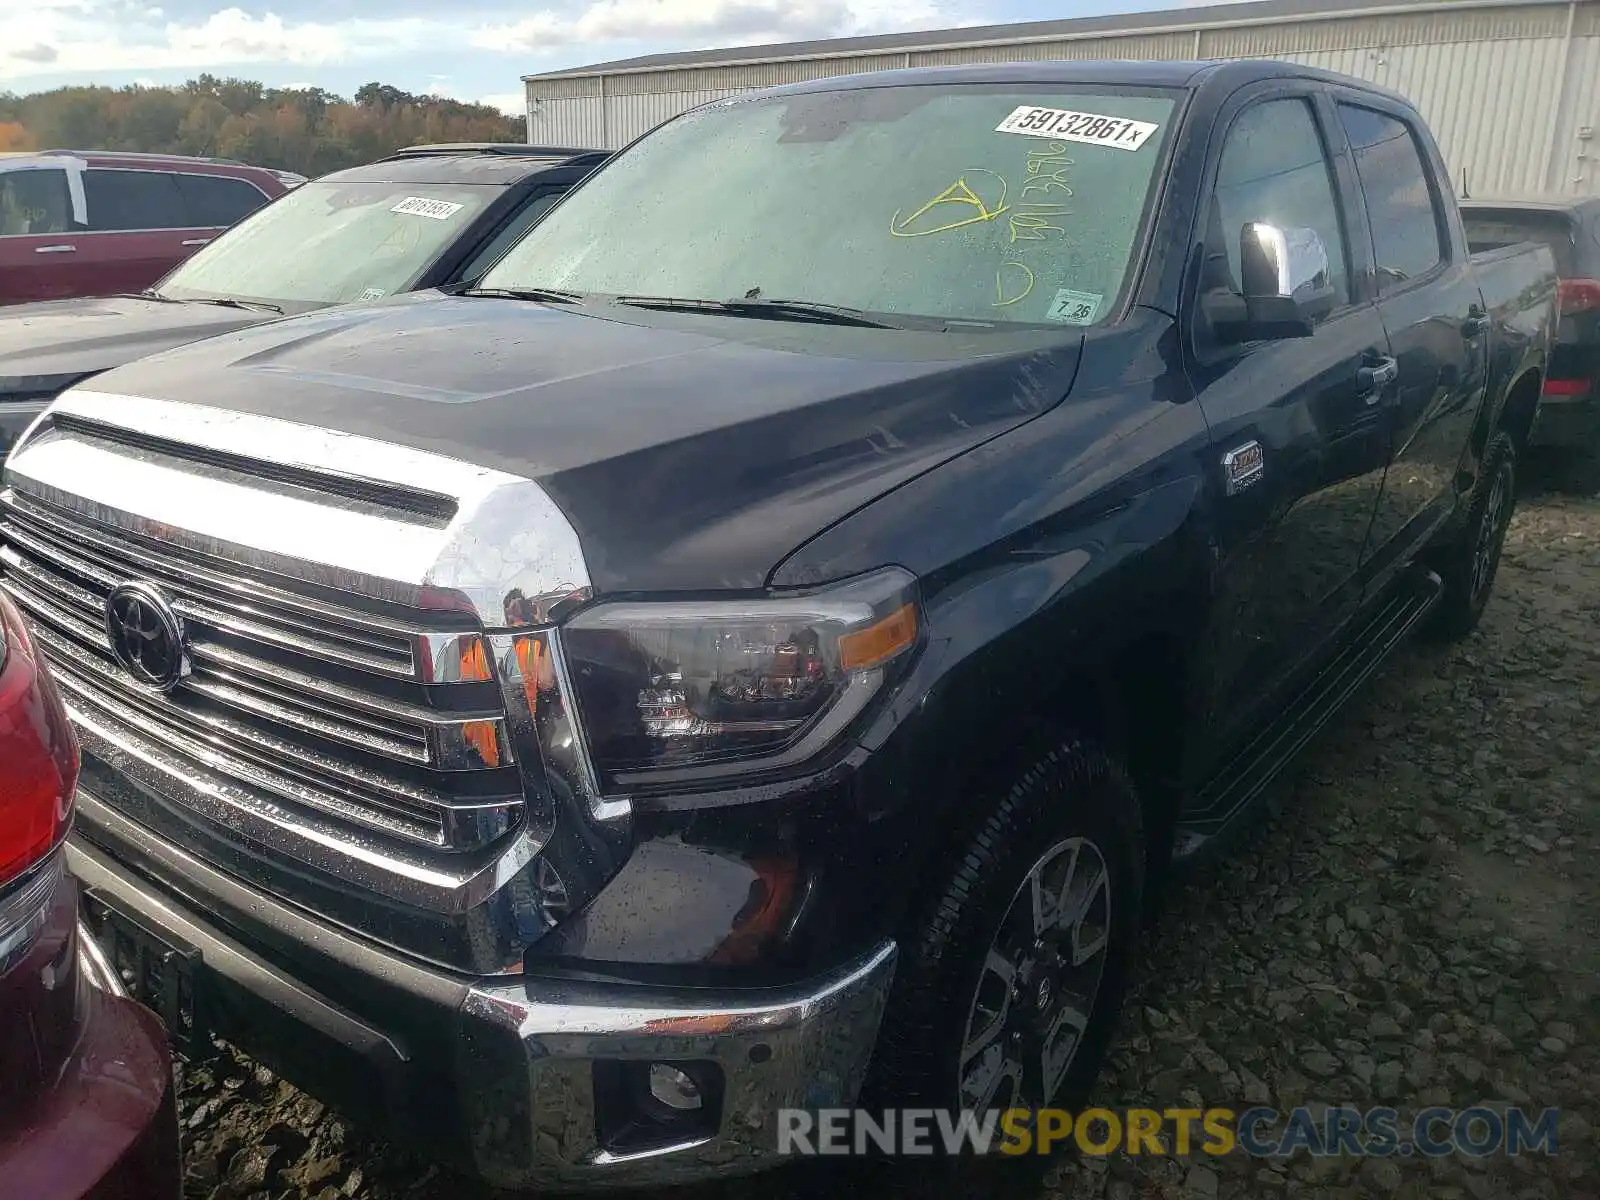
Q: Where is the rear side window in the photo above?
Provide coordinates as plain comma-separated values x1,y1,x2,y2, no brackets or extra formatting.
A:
176,173,269,227
85,169,186,231
0,168,72,236
1337,105,1444,291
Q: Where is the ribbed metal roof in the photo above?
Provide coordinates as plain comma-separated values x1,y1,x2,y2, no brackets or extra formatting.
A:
523,0,1558,80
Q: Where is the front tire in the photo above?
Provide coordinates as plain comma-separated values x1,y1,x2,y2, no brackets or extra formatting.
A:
1428,431,1516,641
866,742,1144,1172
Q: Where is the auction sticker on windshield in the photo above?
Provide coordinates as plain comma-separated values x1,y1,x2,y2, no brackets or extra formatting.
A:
1046,288,1104,325
391,197,464,220
996,106,1160,151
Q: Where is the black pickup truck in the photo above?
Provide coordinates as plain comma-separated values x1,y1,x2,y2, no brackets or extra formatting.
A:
0,60,1554,1189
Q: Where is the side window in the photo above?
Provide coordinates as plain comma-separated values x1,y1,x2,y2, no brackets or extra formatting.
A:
1337,104,1444,291
458,189,566,280
0,168,72,236
1209,97,1351,311
175,174,269,228
84,169,186,231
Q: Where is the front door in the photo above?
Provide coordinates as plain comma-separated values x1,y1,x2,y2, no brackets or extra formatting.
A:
0,164,81,304
1185,87,1393,781
1332,98,1485,589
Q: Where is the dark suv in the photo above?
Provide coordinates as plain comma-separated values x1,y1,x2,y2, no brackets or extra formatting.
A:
0,144,607,458
1463,195,1600,468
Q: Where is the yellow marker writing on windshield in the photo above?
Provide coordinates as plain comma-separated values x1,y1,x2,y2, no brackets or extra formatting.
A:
1009,204,1068,243
1023,145,1075,200
891,169,1010,238
994,261,1036,307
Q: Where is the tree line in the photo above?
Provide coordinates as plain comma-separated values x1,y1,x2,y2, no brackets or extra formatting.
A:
0,76,524,176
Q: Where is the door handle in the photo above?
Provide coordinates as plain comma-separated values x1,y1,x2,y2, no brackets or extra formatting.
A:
33,244,76,254
1357,356,1399,402
181,238,211,247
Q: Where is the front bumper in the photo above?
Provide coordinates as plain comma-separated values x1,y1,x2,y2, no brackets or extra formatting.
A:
67,789,897,1191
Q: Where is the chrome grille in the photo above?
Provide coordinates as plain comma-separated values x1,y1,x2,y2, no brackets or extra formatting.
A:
0,489,521,850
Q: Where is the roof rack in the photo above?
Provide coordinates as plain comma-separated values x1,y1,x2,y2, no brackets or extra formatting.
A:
38,149,249,166
380,143,605,162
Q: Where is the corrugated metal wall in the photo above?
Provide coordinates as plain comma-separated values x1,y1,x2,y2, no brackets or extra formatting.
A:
525,0,1600,194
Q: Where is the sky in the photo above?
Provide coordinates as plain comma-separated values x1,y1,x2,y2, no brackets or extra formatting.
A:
0,0,1222,117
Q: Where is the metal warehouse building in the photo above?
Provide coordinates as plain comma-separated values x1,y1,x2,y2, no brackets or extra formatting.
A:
524,0,1600,196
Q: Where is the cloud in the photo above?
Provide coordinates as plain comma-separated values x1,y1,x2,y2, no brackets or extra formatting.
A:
480,91,524,116
0,2,455,79
472,0,971,54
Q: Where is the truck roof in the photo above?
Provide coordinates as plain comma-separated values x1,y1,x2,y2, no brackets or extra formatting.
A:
315,146,609,188
757,58,1414,108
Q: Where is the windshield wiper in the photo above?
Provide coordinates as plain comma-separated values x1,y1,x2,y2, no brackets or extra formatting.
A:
115,290,283,313
185,297,284,314
613,295,897,329
460,286,582,304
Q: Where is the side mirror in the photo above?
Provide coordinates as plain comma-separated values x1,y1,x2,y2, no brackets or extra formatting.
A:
1204,222,1338,343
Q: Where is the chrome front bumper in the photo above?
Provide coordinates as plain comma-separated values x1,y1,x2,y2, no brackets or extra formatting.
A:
461,941,898,1188
66,807,896,1191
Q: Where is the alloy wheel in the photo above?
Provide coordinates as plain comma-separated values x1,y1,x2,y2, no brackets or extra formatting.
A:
956,836,1111,1112
1471,463,1511,603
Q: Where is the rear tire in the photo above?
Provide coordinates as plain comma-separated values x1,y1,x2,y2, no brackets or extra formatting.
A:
1428,431,1516,642
865,742,1144,1187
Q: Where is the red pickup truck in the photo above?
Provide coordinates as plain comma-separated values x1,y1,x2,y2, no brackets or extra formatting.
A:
0,151,290,305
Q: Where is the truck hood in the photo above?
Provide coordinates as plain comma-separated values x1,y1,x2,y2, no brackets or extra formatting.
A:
76,291,1085,592
0,295,274,386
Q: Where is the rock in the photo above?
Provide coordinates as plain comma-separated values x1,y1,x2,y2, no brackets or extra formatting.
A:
1360,1156,1404,1194
1545,1021,1576,1044
285,1157,344,1190
1240,1068,1273,1105
1350,1055,1377,1086
1374,1060,1405,1099
224,1144,275,1192
1538,1037,1567,1055
1183,1164,1220,1197
1369,1013,1405,1039
1301,1051,1341,1079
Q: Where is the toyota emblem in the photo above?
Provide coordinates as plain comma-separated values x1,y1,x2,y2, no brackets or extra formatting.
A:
104,582,189,692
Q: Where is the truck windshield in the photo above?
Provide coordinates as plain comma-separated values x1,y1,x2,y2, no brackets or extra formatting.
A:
158,180,499,310
482,84,1178,329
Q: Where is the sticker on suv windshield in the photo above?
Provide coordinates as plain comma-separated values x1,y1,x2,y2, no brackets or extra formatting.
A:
359,287,386,301
1045,288,1103,325
996,106,1160,151
391,196,464,220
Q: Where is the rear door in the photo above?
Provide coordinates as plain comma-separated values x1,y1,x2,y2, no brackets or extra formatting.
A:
173,171,274,253
0,164,84,304
77,167,194,294
1332,95,1488,591
1186,83,1394,768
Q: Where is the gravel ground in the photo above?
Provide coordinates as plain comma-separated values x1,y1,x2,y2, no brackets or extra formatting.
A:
177,471,1600,1200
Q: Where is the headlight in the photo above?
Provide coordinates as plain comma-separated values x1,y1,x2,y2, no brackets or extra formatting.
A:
561,567,919,789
